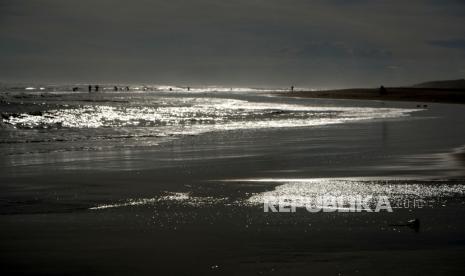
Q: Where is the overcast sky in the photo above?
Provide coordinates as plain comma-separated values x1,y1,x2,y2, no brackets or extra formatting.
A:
1,0,464,88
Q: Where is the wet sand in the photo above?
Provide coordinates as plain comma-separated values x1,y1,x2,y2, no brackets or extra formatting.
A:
1,98,465,275
281,87,465,104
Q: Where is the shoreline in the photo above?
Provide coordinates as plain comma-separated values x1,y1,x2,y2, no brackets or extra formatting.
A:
2,93,465,275
279,87,465,104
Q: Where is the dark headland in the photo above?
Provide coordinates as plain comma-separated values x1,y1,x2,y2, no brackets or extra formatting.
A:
282,79,465,104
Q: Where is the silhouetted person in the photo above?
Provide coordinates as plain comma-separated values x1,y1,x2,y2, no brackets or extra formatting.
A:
88,85,92,92
114,86,118,91
95,85,99,92
291,85,294,92
379,85,387,95
187,87,190,91
169,88,173,91
125,86,130,91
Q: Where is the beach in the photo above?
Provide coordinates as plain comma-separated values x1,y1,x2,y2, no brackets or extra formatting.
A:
282,87,465,104
1,88,465,275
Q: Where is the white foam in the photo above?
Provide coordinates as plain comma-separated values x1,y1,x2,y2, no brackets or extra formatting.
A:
5,98,420,134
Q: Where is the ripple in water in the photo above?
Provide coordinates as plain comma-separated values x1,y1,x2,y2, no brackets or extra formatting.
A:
89,192,228,210
3,97,418,131
1,95,421,157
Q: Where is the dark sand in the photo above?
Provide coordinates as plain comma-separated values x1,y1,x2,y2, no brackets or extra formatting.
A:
282,87,465,104
1,97,465,275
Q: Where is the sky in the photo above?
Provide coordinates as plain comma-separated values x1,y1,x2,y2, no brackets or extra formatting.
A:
0,0,464,88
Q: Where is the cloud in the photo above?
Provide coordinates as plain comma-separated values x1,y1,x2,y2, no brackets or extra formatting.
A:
428,39,465,50
0,0,464,87
276,41,392,59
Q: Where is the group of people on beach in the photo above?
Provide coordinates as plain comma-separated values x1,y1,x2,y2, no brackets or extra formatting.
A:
87,85,131,92
88,85,99,92
72,85,130,92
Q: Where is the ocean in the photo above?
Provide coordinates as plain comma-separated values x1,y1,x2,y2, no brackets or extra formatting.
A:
1,84,417,156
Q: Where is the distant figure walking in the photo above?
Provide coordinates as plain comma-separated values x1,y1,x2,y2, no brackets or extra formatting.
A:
291,85,294,92
114,86,118,91
95,85,99,92
187,87,190,91
379,85,387,95
125,86,130,91
88,85,92,92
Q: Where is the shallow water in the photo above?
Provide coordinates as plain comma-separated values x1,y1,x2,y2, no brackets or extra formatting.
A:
1,88,419,156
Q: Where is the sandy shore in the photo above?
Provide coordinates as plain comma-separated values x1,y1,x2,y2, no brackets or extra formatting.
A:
1,97,465,275
281,87,465,104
